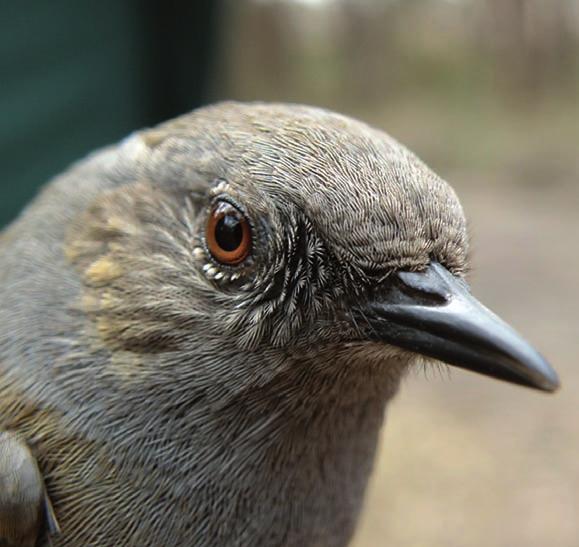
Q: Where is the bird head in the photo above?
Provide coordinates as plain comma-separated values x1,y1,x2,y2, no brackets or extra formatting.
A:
66,102,558,408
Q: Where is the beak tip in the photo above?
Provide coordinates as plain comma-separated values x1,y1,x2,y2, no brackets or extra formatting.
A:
536,372,560,393
517,354,560,393
528,353,560,393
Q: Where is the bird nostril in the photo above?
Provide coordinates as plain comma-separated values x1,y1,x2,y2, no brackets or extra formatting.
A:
393,276,449,307
363,275,448,311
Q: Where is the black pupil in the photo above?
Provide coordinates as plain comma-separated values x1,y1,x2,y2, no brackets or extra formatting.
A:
215,213,243,252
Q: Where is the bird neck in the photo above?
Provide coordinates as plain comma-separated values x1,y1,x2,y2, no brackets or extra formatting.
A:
167,351,405,545
92,349,405,545
3,350,407,546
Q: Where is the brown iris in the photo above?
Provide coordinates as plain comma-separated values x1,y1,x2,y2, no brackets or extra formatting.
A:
206,201,251,265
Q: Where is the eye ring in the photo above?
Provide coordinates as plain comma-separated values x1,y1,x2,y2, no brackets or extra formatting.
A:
206,201,252,265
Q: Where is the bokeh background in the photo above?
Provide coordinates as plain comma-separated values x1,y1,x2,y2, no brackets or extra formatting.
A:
1,1,578,546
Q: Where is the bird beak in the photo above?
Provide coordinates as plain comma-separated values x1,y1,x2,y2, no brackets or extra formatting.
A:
359,262,559,392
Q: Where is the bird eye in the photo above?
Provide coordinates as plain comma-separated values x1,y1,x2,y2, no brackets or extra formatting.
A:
206,201,251,265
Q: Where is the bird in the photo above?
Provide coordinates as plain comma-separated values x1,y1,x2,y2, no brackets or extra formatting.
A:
0,102,559,547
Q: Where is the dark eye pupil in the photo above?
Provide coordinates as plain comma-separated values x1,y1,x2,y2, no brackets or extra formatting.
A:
215,214,243,252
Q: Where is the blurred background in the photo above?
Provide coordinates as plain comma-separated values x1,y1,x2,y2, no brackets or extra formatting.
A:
1,1,578,545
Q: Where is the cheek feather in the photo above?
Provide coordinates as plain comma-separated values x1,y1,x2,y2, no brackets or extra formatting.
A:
83,257,123,287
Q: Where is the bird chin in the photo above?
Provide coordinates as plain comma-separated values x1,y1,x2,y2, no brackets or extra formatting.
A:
312,339,420,375
340,339,415,360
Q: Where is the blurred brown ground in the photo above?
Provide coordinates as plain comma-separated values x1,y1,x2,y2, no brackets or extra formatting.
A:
219,2,579,544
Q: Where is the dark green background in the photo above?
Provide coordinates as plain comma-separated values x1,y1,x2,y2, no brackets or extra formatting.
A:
0,1,220,227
